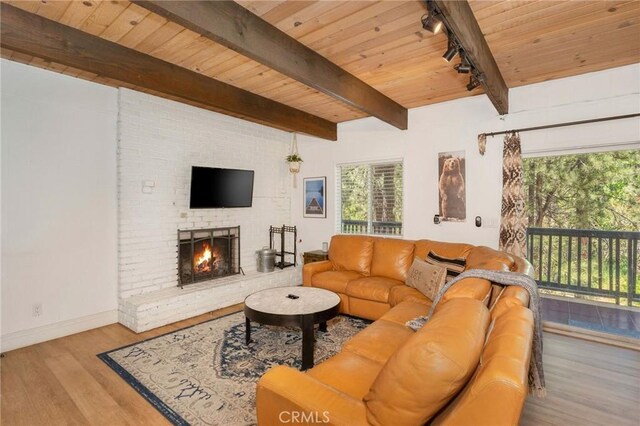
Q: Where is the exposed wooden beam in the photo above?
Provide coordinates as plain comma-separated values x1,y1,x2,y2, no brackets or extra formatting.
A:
0,3,336,140
433,0,509,114
132,0,408,130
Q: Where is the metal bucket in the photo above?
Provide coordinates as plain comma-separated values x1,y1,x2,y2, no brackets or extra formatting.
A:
256,248,276,272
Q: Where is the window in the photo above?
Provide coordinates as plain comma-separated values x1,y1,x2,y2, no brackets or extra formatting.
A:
337,161,403,236
523,150,639,230
522,149,640,307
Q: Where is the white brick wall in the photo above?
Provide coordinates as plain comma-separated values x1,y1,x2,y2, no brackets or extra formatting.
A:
117,88,299,330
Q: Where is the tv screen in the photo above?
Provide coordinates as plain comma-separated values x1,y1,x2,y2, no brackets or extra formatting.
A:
189,166,254,208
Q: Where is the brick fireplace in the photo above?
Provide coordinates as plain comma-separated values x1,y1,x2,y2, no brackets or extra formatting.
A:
117,89,299,333
178,226,241,287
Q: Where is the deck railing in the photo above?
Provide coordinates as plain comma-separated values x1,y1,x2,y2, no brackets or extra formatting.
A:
527,227,640,306
341,220,402,236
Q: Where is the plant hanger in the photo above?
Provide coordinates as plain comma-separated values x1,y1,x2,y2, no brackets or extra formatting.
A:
288,132,303,187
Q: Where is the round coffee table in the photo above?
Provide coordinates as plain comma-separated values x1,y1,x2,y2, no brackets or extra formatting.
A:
244,286,340,370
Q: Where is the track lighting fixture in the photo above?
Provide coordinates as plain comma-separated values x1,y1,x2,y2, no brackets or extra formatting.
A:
442,39,458,62
422,1,484,93
421,1,443,34
454,52,472,74
466,77,480,91
421,13,443,34
467,69,484,92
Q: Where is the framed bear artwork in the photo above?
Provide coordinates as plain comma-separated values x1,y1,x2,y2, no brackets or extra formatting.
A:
437,151,466,222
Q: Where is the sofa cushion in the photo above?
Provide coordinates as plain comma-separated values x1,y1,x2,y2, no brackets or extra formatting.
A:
426,251,466,282
490,286,530,320
406,257,447,300
311,270,364,294
379,301,431,326
329,235,374,275
307,351,384,400
348,298,390,321
414,239,473,260
346,276,404,303
439,277,492,306
364,298,490,426
343,319,414,364
465,246,515,272
388,286,431,306
370,238,415,282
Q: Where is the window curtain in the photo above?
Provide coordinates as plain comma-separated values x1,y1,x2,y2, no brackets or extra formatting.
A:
499,132,527,258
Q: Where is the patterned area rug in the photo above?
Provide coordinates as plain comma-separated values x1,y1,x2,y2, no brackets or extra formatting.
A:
98,312,369,425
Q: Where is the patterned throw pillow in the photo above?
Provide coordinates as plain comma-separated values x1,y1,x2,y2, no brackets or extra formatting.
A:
406,257,447,301
425,251,466,282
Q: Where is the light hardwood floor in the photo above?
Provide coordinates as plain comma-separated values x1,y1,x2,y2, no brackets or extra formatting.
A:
2,305,639,425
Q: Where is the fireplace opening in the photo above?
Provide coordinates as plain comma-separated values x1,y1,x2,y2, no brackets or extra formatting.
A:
178,226,240,287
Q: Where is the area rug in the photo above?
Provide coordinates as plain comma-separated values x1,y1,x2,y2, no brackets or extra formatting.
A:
98,312,369,426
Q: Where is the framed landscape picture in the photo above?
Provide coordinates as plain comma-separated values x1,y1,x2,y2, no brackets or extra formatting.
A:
303,177,326,218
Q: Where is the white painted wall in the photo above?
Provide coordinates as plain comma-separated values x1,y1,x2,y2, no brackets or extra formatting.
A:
1,60,119,350
292,64,640,255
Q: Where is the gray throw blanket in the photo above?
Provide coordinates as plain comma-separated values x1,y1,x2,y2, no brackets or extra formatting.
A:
406,269,546,397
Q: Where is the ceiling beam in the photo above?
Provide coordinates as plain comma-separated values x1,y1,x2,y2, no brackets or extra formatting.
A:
133,0,408,130
0,3,336,140
433,0,509,114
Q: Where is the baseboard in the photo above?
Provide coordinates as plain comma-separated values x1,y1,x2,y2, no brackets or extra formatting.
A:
543,321,640,351
1,310,118,353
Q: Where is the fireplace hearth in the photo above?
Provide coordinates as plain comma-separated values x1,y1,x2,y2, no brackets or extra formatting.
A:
178,226,240,287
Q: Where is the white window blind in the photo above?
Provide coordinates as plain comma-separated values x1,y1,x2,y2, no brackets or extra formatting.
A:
337,161,403,236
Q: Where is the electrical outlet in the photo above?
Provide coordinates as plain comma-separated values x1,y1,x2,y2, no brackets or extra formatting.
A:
32,303,42,317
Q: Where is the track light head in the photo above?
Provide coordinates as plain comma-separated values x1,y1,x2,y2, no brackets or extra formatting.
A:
421,13,443,34
422,1,444,34
443,42,458,62
455,63,472,73
467,75,481,91
455,52,472,73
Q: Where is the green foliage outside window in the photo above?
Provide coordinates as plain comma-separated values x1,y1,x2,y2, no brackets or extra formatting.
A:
340,162,403,235
523,150,639,306
523,149,639,231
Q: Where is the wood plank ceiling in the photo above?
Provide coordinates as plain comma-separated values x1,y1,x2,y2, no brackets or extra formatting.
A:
2,0,639,127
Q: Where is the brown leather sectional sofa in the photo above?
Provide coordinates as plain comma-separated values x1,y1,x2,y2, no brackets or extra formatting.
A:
257,235,535,425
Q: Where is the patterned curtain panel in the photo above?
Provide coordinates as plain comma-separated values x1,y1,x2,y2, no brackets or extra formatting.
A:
499,132,527,258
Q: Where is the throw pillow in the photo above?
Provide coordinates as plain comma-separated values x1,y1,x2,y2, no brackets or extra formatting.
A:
406,257,447,301
425,251,466,282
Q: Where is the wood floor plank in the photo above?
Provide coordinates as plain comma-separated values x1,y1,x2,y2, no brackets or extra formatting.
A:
0,354,52,426
1,346,89,425
44,352,142,426
1,306,638,425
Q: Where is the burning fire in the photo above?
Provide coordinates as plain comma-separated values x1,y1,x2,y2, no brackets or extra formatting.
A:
194,243,212,273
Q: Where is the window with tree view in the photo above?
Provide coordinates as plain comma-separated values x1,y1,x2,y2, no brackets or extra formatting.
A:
338,161,403,236
523,149,639,306
524,150,639,230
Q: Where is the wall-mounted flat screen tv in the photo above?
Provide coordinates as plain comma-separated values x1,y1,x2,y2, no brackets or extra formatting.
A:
189,166,254,208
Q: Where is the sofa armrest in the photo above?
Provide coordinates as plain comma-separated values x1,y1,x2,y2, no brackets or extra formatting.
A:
256,365,369,426
303,260,333,286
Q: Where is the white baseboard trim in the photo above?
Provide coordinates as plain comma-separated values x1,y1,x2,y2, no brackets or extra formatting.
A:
0,310,118,352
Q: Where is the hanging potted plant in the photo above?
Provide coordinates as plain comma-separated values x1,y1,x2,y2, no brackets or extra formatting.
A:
286,153,303,173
